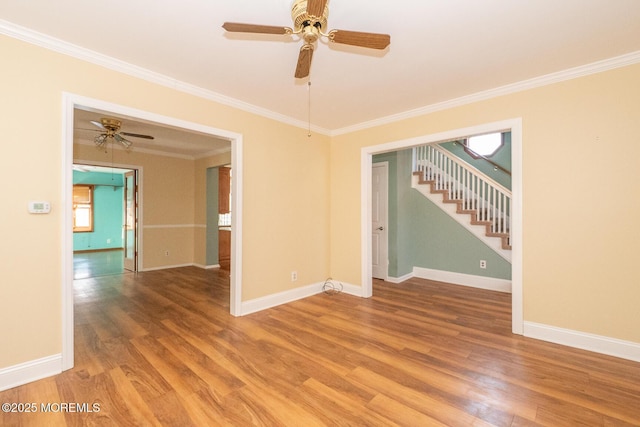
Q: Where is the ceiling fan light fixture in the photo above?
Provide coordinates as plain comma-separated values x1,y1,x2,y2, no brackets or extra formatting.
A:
90,117,152,151
114,133,132,148
94,133,107,147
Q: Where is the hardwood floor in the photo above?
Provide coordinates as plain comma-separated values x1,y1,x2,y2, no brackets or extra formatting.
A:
2,268,639,426
73,250,125,279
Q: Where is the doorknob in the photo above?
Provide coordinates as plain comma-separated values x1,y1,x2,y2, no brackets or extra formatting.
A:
376,226,384,231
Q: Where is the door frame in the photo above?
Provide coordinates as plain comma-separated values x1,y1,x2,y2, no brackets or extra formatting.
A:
62,93,244,370
360,118,523,335
123,170,138,272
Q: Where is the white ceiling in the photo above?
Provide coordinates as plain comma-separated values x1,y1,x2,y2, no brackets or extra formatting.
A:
3,0,640,139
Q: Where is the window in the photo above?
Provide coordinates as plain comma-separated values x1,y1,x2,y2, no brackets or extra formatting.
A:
464,132,504,158
73,185,93,232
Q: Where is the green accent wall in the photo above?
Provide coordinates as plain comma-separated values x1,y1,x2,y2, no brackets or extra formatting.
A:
374,149,511,280
206,167,219,266
73,171,124,251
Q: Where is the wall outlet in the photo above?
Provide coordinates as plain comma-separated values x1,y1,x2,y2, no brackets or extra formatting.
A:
291,271,298,282
165,250,170,257
107,238,111,244
480,260,487,269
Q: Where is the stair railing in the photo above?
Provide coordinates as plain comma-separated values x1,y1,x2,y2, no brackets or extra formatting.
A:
413,144,512,241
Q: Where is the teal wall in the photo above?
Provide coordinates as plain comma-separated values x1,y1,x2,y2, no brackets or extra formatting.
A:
374,148,511,280
73,171,124,251
206,167,220,266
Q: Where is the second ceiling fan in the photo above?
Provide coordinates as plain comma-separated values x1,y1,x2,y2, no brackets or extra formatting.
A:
222,0,391,78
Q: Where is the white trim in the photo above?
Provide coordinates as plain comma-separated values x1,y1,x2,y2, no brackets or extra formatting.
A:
361,118,523,334
524,322,640,363
0,355,62,392
413,267,511,293
62,93,245,378
141,263,195,272
0,20,331,136
143,224,200,229
230,133,243,316
240,280,364,315
138,262,221,271
62,97,75,371
333,50,640,136
386,272,414,284
3,20,639,137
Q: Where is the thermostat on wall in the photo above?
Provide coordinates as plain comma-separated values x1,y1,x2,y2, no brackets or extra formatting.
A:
28,201,51,214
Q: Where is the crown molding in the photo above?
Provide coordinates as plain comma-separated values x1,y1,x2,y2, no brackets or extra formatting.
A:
0,19,331,136
3,19,639,138
331,50,640,136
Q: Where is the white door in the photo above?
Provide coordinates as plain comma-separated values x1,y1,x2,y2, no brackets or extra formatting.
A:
372,163,388,279
123,170,138,272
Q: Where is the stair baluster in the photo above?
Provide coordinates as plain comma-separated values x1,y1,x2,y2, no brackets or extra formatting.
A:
412,144,512,253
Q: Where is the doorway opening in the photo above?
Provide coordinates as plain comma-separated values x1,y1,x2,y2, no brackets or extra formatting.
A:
206,165,232,271
72,164,137,279
62,93,244,371
362,118,523,335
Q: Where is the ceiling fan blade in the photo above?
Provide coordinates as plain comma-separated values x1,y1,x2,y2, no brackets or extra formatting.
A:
329,29,391,50
222,22,291,35
120,132,155,140
90,120,106,130
307,0,328,17
295,44,314,79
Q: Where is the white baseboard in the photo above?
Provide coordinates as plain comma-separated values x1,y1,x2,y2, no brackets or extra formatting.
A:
386,272,414,283
141,263,195,272
337,281,366,297
524,321,640,363
240,279,364,315
0,354,62,392
193,263,220,270
413,267,512,293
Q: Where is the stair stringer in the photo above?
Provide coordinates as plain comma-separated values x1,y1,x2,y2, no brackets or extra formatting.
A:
411,174,512,263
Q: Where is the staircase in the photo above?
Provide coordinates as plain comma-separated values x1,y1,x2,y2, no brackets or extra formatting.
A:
412,144,512,262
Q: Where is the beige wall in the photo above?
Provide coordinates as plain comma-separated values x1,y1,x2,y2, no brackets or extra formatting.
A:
2,31,639,372
330,63,640,343
74,144,197,269
0,35,331,368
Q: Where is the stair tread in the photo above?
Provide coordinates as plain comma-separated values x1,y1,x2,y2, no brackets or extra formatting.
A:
416,173,512,251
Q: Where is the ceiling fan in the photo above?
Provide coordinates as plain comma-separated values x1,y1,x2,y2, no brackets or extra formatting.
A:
88,118,154,150
222,0,391,78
